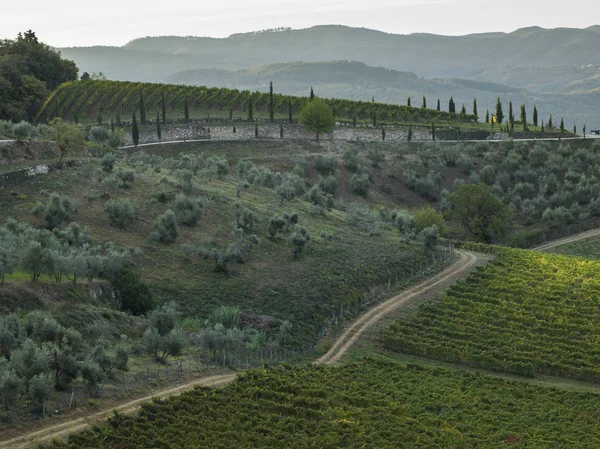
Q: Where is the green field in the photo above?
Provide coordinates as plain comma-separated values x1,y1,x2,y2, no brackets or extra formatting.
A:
381,249,600,381
46,359,600,449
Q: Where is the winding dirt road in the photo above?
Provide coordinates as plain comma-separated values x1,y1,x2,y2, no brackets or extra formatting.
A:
2,226,594,448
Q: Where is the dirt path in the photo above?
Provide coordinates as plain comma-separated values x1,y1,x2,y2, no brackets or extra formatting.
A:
0,375,234,449
316,251,478,365
534,228,600,252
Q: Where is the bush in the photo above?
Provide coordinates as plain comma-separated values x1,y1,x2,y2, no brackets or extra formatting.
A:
542,207,574,228
343,147,360,172
456,154,474,174
89,126,109,145
117,167,135,187
392,210,416,237
110,270,154,316
590,198,600,217
290,226,311,257
350,173,370,195
150,210,179,243
367,147,385,167
421,225,439,256
12,121,37,141
318,175,338,195
414,206,446,235
105,199,138,229
44,193,77,229
306,185,334,208
100,153,116,172
314,155,338,175
173,194,204,226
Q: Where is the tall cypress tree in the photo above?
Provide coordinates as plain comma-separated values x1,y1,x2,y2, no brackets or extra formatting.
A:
548,114,553,129
161,91,167,124
269,81,274,123
156,112,161,141
520,104,527,132
508,101,514,131
541,121,545,133
131,112,139,147
560,118,565,134
422,96,427,109
485,109,489,123
255,122,259,138
139,90,146,125
473,98,478,121
407,97,411,107
460,104,467,117
184,95,190,123
310,87,314,100
407,125,413,142
574,124,577,134
248,100,253,121
288,99,293,124
436,99,441,112
449,97,456,114
495,97,504,124
532,105,538,127
372,95,375,103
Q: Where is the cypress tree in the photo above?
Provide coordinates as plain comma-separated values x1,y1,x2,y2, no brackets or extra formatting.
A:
280,124,284,139
248,100,253,121
541,121,545,133
131,112,139,147
432,123,436,141
269,81,274,123
532,105,538,127
473,98,478,121
139,90,146,125
407,125,413,142
508,101,514,131
584,124,586,138
156,112,161,141
520,105,527,132
372,95,375,103
353,116,357,127
485,109,489,123
310,87,314,100
184,95,190,123
495,97,504,124
460,104,467,116
288,99,293,124
407,97,411,107
255,122,259,138
382,128,386,141
548,114,553,129
574,124,577,134
436,99,440,112
422,96,427,109
560,118,565,134
161,91,167,124
449,97,456,114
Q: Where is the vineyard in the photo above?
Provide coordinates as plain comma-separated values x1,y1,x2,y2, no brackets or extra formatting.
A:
381,249,600,381
44,359,600,448
548,235,600,259
36,80,475,126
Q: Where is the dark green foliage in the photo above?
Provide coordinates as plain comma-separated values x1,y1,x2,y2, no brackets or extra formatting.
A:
150,209,179,243
560,117,565,134
420,225,439,255
139,90,146,125
269,81,274,123
161,91,167,124
247,99,253,120
110,269,154,316
290,226,311,257
43,193,77,229
472,98,478,121
131,112,139,146
173,194,204,226
234,202,258,231
448,96,456,113
495,97,504,124
156,112,161,141
447,183,510,243
314,154,338,175
0,31,77,121
183,95,190,123
350,173,370,195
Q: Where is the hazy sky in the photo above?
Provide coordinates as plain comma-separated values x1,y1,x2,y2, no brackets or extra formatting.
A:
2,0,599,47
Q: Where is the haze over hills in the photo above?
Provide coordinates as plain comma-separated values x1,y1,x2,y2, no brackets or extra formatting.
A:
57,24,600,127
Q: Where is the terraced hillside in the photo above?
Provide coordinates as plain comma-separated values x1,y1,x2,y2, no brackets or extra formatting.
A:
382,248,600,381
44,360,600,448
36,80,474,125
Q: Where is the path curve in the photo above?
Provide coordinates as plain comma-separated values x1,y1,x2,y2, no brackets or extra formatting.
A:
316,251,478,365
534,228,600,252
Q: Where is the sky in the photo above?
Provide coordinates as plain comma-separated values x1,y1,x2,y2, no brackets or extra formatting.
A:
2,0,599,47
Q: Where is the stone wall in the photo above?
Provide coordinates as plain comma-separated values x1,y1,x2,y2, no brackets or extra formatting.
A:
124,123,433,146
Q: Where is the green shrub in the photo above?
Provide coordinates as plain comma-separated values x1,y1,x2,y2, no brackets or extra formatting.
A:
105,199,138,229
173,194,204,226
350,173,370,195
44,193,77,229
314,155,338,175
110,269,154,316
150,209,179,243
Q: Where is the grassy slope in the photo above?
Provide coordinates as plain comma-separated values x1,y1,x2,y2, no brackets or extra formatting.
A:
0,139,433,348
548,235,600,259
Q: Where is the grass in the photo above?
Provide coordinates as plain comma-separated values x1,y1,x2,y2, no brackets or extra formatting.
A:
547,235,600,259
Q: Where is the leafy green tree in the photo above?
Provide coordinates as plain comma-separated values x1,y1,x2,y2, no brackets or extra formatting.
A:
407,125,413,142
27,372,53,416
89,126,109,145
48,118,86,163
446,183,511,243
548,114,553,129
495,97,504,124
290,226,311,257
105,199,137,229
298,98,335,141
421,225,439,256
173,194,204,226
414,205,446,235
131,112,139,147
0,368,21,412
350,173,370,195
43,192,77,229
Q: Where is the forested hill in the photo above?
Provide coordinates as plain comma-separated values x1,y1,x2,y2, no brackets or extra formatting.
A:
59,25,600,83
